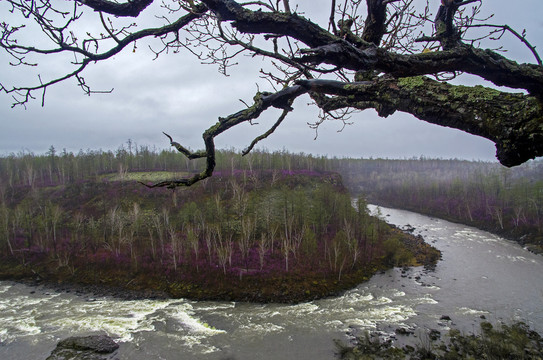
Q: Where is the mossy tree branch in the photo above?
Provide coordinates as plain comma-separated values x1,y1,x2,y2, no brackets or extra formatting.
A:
298,77,543,167
298,43,543,98
144,76,542,188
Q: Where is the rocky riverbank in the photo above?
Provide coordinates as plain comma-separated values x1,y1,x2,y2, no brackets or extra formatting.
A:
337,320,543,359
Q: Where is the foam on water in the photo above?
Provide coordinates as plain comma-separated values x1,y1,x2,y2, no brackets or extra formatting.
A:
193,302,236,312
49,298,183,342
0,328,7,343
370,296,393,305
343,291,375,304
0,284,11,294
412,294,438,305
422,285,441,290
169,305,225,335
0,289,67,343
347,304,417,329
286,302,319,315
458,307,490,316
0,313,42,343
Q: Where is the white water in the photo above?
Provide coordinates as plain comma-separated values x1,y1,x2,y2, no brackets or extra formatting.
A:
1,206,542,359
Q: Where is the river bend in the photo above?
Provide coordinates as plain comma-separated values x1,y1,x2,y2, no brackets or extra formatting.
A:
1,206,542,359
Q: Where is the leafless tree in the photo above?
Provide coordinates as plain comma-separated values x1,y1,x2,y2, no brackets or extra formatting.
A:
186,224,201,272
2,0,542,188
0,203,13,255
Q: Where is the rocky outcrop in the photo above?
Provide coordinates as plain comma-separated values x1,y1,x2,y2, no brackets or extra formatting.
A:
46,335,119,360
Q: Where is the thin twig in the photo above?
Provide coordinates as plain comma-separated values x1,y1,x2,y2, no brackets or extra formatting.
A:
467,24,542,66
242,109,290,155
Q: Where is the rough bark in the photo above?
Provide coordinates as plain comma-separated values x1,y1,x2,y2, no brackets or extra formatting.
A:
78,0,154,17
298,77,543,167
299,43,543,98
362,0,388,45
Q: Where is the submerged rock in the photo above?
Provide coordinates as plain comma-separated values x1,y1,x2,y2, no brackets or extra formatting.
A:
46,335,119,360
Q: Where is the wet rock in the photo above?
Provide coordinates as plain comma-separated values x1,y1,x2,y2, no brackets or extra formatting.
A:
46,335,119,360
440,315,452,321
395,327,415,336
428,329,441,341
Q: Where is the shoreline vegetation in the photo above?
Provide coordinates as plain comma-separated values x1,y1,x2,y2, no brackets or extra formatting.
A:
0,165,440,303
0,226,438,304
0,228,435,304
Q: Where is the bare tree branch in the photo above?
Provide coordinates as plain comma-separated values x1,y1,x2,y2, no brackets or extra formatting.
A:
76,0,154,17
0,1,209,105
2,0,543,188
465,23,542,66
242,108,290,155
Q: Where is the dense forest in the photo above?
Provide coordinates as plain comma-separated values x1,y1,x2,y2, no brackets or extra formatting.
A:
0,144,439,302
338,158,543,251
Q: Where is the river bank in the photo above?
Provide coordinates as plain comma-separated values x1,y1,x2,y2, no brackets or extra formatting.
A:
338,320,543,360
0,227,440,304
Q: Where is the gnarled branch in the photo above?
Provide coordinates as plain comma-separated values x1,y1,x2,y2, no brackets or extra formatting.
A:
2,0,543,188
142,86,305,188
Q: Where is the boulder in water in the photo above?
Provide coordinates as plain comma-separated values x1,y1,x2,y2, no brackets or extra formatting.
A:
46,335,119,360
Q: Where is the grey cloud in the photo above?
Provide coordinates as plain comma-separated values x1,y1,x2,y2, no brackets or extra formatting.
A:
0,1,541,163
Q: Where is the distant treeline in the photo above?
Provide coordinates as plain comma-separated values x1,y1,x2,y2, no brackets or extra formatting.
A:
338,158,543,247
1,143,541,250
0,143,335,188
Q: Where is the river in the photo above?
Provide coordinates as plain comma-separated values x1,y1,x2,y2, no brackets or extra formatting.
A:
1,206,542,359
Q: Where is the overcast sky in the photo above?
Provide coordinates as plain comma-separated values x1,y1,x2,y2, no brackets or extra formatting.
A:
1,0,542,163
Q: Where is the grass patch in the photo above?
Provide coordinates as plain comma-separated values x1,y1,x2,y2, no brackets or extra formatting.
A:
102,171,191,182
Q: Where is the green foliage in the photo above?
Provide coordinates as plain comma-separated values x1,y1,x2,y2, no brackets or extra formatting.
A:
301,225,317,258
382,235,414,267
335,333,411,360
